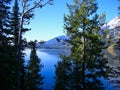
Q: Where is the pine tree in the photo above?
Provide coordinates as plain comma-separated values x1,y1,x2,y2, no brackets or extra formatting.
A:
16,1,53,89
0,0,12,45
54,56,73,90
55,0,111,90
0,0,18,89
10,0,30,89
0,0,53,90
11,0,20,45
10,2,20,88
25,41,44,90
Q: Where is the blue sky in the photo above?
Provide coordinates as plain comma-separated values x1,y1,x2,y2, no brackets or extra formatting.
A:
23,0,119,41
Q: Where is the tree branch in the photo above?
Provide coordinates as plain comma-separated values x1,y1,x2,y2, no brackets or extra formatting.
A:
23,0,52,17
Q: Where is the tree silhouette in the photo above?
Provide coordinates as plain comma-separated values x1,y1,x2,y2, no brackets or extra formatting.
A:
25,41,44,90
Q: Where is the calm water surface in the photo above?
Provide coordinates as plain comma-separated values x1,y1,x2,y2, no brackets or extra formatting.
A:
25,49,118,90
25,49,70,90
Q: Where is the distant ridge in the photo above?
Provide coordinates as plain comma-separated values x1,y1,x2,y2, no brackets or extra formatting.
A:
37,16,120,48
37,35,71,49
102,16,120,41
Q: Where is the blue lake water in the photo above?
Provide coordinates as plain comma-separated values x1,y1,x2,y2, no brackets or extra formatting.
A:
25,49,71,90
25,49,118,90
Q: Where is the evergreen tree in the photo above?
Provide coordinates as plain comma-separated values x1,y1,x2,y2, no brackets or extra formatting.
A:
0,0,12,45
11,0,20,45
0,0,18,89
16,1,53,89
10,1,31,89
54,56,72,90
0,0,53,90
55,0,111,90
10,2,20,88
10,0,30,89
25,41,44,90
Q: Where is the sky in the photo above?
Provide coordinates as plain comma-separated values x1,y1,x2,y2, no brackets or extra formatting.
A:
23,0,119,42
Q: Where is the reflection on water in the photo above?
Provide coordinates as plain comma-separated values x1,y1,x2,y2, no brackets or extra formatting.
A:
108,57,120,67
38,49,71,56
25,49,119,90
25,49,70,90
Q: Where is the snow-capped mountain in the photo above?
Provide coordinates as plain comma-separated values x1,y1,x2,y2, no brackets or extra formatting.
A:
37,16,120,48
45,35,69,45
102,16,120,41
38,35,71,49
103,16,120,29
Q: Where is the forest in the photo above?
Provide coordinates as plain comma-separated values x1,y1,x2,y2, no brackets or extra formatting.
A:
0,0,120,90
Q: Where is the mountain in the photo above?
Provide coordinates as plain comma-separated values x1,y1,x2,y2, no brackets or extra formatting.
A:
103,16,120,29
45,35,69,45
37,16,120,49
38,35,71,49
102,16,120,42
103,16,120,89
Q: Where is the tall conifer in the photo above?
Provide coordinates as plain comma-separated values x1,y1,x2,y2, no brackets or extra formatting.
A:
11,0,20,45
55,0,111,90
54,56,72,90
16,1,53,89
25,41,44,90
10,0,31,89
0,0,18,89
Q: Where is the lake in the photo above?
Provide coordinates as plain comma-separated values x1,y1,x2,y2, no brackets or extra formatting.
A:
25,49,71,90
25,49,119,90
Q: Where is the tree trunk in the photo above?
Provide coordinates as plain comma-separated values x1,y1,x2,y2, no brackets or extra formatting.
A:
18,1,26,90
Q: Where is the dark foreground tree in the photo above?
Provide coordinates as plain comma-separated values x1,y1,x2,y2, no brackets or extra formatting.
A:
55,0,111,90
10,0,30,89
54,56,73,90
25,41,44,90
0,0,53,90
0,0,17,90
16,1,53,89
